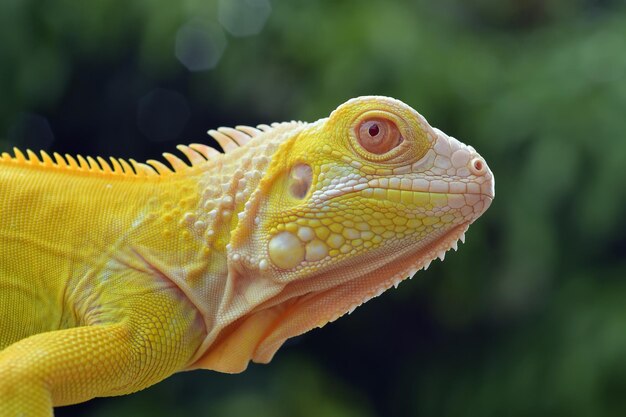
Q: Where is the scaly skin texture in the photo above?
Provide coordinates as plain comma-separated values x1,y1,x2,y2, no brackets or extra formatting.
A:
0,96,494,416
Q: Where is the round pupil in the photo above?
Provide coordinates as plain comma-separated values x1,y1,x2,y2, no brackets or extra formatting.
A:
368,123,380,137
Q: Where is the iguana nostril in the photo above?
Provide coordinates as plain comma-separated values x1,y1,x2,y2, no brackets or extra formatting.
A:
470,157,486,176
289,163,313,199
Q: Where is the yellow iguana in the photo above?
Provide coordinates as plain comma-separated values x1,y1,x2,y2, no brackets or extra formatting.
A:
0,96,494,416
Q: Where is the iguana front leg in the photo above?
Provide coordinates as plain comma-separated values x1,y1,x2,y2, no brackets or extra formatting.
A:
0,273,205,417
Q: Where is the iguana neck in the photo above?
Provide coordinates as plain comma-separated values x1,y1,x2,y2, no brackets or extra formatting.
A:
172,136,283,363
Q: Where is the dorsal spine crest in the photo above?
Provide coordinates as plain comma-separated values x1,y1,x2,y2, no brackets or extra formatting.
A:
0,123,295,178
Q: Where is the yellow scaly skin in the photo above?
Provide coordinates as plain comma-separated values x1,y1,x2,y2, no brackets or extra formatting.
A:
0,96,494,416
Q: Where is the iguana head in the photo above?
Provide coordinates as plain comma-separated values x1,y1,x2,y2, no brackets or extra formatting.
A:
195,96,494,372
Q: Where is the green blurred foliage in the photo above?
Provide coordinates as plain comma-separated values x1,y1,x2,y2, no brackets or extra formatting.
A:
1,0,625,416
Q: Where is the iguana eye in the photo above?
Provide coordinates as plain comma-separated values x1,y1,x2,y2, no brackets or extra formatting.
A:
356,118,402,155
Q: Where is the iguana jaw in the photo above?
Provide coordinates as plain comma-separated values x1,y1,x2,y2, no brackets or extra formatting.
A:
250,220,473,364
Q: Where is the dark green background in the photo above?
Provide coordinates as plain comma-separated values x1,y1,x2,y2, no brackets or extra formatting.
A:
2,1,625,416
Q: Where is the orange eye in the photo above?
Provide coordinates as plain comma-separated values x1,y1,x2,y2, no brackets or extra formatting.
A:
356,118,402,155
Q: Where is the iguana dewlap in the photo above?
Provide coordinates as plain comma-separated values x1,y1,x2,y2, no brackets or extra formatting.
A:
0,96,494,416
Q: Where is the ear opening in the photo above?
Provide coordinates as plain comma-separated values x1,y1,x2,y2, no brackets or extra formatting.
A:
288,163,313,199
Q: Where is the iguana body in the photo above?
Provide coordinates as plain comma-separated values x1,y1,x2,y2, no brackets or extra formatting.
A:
0,96,494,416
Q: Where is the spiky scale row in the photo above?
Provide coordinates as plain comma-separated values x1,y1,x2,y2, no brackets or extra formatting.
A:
0,125,269,178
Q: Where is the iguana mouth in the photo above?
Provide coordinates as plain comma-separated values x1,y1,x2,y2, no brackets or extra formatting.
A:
315,174,494,211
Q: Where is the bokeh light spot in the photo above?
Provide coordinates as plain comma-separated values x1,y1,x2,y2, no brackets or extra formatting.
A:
137,88,190,142
175,20,227,71
7,113,55,150
218,0,272,37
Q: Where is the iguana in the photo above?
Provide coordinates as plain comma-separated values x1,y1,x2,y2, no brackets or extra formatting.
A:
0,96,493,416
